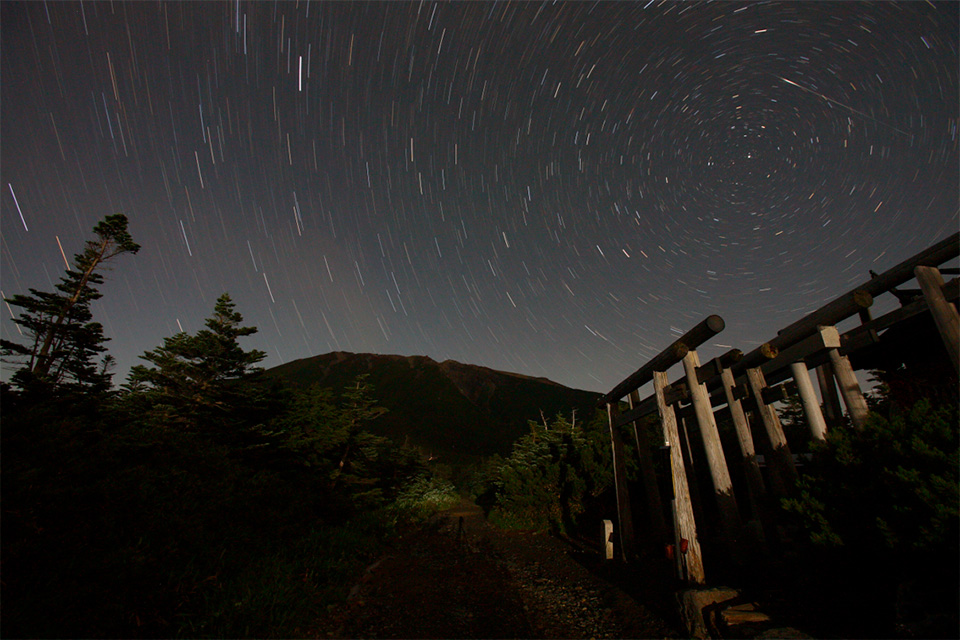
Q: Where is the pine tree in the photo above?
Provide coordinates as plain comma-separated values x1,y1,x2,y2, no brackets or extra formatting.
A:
125,293,267,431
1,214,139,393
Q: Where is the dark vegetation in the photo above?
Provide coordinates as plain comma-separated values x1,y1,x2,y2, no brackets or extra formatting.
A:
1,216,459,637
775,381,959,639
3,215,956,639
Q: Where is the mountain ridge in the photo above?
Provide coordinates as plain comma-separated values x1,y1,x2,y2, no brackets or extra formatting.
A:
264,351,601,460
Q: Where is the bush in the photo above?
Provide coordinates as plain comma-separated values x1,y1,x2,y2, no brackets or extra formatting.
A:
780,397,959,637
783,398,958,553
479,412,612,533
391,475,460,521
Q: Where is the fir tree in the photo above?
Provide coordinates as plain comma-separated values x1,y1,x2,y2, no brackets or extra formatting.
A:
125,293,267,431
1,214,139,393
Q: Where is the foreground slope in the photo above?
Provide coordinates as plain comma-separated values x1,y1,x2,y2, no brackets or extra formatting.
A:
265,352,601,459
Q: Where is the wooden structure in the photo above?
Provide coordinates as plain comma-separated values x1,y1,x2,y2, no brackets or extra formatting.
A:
599,232,958,581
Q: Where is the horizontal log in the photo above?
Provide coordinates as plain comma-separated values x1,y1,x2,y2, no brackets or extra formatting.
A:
700,276,958,402
731,382,751,402
840,328,880,354
720,348,743,368
760,326,840,375
761,277,959,388
731,233,959,377
843,278,957,345
761,381,797,405
600,315,724,405
619,381,688,425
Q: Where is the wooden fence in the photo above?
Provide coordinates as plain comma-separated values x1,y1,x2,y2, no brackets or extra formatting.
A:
599,232,959,583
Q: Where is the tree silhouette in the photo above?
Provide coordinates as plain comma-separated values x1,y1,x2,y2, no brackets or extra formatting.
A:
125,293,267,432
2,214,139,393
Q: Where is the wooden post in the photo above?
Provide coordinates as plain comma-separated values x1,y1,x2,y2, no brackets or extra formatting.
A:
628,390,668,544
816,363,843,426
915,265,960,374
682,350,742,541
606,403,636,560
602,520,614,560
790,361,828,441
720,366,765,515
826,345,869,430
745,367,799,496
654,370,705,584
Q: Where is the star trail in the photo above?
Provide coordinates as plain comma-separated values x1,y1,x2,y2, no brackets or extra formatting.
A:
1,1,957,392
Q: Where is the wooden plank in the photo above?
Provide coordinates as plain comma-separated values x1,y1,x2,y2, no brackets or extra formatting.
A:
600,315,724,405
915,266,960,374
682,350,742,542
654,370,705,584
606,403,636,560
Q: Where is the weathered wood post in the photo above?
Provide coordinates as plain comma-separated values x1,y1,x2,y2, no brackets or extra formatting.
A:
606,402,636,561
820,325,870,429
816,363,843,426
602,519,614,560
745,367,799,497
915,265,960,374
628,390,668,544
790,360,828,441
683,349,742,542
655,370,705,584
598,315,724,570
718,356,766,518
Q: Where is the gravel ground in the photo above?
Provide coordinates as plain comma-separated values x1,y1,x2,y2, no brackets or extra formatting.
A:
315,501,681,639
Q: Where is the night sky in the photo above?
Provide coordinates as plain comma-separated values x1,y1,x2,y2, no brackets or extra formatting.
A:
2,1,957,394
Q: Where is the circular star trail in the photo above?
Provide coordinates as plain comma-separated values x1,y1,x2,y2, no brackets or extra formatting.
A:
1,1,957,392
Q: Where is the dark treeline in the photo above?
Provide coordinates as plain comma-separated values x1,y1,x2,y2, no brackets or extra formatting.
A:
1,216,457,638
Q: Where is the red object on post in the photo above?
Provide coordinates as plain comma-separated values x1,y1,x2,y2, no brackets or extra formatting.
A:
680,538,689,554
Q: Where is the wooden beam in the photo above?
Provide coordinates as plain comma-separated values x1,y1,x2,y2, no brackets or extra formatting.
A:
600,315,725,406
733,232,959,376
915,266,960,374
606,403,636,560
840,277,957,350
618,382,688,426
683,350,742,543
760,382,795,405
654,370,705,584
759,324,841,377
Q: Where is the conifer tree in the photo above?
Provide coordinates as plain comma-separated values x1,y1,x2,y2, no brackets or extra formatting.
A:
125,293,267,430
1,214,139,393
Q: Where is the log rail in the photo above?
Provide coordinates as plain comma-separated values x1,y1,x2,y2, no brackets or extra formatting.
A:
597,232,958,578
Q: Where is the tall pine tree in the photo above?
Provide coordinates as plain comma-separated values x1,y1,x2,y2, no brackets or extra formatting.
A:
125,293,267,432
1,214,139,393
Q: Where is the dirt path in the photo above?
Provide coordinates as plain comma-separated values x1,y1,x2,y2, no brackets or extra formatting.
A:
316,500,680,639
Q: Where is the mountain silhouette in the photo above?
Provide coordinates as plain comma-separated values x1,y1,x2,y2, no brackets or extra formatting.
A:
265,352,601,460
